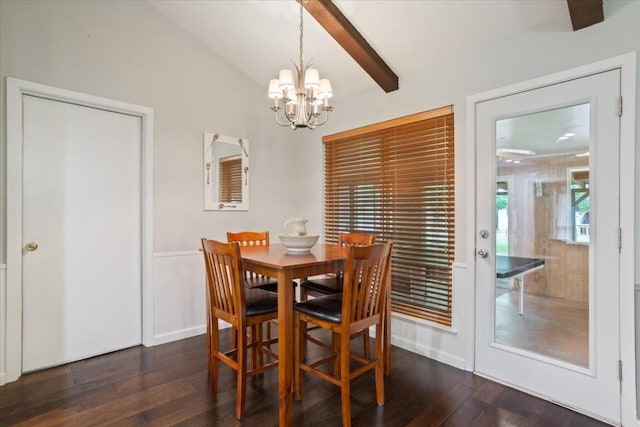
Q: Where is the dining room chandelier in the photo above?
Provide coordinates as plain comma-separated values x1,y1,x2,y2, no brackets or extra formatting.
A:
267,2,333,130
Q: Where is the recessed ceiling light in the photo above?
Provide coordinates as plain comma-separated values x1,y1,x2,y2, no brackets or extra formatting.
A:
513,160,521,164
505,159,513,163
575,152,590,157
557,136,569,141
564,132,576,137
496,148,536,155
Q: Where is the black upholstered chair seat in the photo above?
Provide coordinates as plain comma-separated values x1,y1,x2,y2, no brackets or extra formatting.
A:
299,276,342,295
244,276,297,293
245,288,279,317
244,276,279,292
294,294,342,324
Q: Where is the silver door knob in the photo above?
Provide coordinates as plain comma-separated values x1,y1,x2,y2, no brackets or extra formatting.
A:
24,241,38,251
477,249,489,258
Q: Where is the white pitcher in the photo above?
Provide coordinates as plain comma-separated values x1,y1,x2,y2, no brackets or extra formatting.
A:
284,218,308,236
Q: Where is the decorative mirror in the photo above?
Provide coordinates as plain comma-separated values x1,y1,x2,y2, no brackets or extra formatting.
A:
203,132,249,211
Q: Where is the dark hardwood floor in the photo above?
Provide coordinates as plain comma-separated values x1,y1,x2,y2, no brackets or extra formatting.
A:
0,329,609,427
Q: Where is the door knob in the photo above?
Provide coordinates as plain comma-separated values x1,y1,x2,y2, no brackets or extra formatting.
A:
477,249,489,258
24,241,39,251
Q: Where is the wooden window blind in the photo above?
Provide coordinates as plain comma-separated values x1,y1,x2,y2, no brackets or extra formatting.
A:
219,156,242,203
323,106,454,326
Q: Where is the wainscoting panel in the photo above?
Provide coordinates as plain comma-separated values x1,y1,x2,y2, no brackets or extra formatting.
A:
151,251,470,371
152,251,233,345
153,251,207,344
388,262,468,370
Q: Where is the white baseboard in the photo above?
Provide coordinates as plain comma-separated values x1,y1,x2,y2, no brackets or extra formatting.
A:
154,325,206,345
153,320,232,346
0,264,5,386
392,333,466,370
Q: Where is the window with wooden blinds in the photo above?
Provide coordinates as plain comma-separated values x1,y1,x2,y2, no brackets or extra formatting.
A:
219,156,242,203
323,106,454,326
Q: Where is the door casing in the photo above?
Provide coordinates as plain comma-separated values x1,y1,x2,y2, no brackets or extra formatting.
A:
4,77,155,384
465,52,637,425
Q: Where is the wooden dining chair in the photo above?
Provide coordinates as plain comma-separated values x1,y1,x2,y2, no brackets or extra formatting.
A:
201,238,279,420
299,232,375,299
294,241,393,427
227,230,297,344
299,232,376,357
227,231,279,292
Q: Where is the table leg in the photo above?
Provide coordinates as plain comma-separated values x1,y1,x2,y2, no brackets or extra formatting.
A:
277,270,294,426
519,275,524,315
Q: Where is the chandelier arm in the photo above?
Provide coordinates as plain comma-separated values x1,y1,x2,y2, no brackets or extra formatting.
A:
308,110,329,127
273,109,296,127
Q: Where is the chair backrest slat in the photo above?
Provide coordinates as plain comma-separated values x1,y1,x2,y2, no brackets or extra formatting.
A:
336,233,376,282
339,232,375,247
227,231,270,280
342,242,393,324
227,231,270,247
201,238,246,326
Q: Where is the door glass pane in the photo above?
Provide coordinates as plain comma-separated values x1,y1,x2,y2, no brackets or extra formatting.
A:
494,103,590,368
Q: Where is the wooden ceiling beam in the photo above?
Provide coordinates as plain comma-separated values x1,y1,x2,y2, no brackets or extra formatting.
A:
300,0,399,93
566,0,604,31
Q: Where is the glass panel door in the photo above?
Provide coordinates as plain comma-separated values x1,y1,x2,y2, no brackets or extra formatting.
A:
474,68,621,423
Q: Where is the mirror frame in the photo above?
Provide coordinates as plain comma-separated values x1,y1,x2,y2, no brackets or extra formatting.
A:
203,132,249,211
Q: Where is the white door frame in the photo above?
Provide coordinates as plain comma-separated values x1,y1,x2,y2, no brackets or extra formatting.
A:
465,52,636,425
4,77,155,384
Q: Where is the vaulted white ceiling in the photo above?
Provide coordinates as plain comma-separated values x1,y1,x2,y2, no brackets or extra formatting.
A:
146,0,571,100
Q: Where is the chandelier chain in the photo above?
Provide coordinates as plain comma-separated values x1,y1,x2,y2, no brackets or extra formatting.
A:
299,3,304,67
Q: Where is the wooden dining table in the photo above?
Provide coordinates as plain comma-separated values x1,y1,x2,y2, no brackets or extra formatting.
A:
239,243,391,426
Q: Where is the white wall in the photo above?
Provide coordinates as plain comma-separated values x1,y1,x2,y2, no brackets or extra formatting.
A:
0,0,309,377
0,0,309,259
289,0,640,416
314,0,639,262
293,0,640,364
1,0,639,414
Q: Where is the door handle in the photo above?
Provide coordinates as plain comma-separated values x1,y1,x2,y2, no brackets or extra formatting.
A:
24,241,39,252
477,249,489,258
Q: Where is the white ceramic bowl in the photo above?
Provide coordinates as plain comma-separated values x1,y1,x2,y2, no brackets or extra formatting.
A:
278,234,319,253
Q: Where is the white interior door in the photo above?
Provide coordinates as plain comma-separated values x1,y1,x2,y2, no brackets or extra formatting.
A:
22,95,142,372
474,69,621,423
